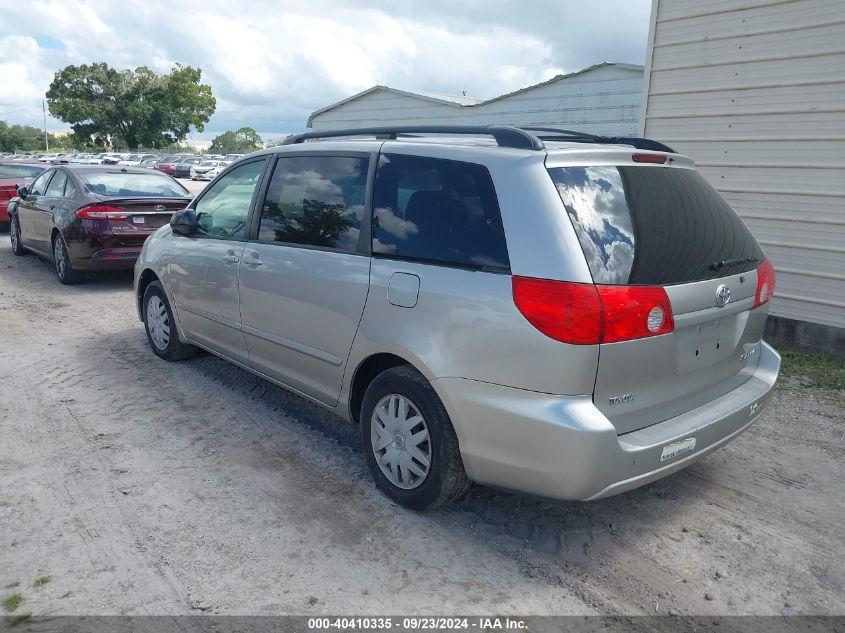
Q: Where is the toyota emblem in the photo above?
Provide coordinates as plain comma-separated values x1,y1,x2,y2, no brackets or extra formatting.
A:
715,284,731,308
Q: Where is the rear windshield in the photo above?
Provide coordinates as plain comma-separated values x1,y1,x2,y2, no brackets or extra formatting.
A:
0,164,45,179
79,172,188,197
549,166,763,285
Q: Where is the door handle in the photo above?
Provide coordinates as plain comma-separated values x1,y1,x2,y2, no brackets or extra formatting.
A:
221,254,240,264
242,252,263,267
49,205,56,210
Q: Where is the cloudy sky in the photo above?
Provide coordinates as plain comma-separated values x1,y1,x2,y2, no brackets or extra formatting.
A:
0,0,651,140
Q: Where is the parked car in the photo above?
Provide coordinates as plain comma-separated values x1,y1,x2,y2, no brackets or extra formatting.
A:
153,155,185,175
9,165,191,284
202,164,226,181
172,156,203,178
222,153,245,163
0,161,47,231
118,153,160,167
190,160,226,180
133,125,780,510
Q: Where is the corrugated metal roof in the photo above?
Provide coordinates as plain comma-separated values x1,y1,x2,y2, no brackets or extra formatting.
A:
307,62,644,127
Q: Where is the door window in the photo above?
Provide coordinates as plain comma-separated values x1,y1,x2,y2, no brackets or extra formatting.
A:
45,171,67,197
258,155,369,251
372,154,509,270
28,170,53,197
194,159,266,239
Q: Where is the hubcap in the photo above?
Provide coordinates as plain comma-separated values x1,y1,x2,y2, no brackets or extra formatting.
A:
371,394,431,490
146,295,171,351
54,239,66,277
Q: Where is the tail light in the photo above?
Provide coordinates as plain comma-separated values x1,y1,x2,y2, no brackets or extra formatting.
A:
75,205,130,220
595,285,674,343
511,277,603,344
512,276,674,345
632,153,668,164
753,258,776,308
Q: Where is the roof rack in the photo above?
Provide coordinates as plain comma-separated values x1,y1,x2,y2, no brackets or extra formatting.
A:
284,125,546,150
283,125,675,153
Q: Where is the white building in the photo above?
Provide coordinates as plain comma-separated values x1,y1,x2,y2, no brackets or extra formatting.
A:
641,0,845,352
308,62,644,136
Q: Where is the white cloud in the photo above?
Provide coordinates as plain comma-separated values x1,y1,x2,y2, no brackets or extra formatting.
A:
0,0,650,136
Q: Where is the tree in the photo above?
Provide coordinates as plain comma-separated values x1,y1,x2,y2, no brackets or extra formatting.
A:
209,127,263,154
46,62,216,149
0,121,67,153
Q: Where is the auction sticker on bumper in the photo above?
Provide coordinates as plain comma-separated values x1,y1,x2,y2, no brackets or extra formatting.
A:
660,437,696,462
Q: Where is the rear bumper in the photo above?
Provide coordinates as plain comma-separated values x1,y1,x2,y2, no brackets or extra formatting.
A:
432,341,780,501
73,247,141,271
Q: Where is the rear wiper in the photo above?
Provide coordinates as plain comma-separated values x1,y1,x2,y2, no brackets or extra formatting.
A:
709,256,759,272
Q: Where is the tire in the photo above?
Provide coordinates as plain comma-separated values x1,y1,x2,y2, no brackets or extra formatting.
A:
9,217,26,256
360,365,471,510
52,233,86,285
142,281,198,361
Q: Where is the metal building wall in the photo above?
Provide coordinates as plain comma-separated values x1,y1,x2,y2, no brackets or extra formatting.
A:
311,64,643,136
642,0,845,334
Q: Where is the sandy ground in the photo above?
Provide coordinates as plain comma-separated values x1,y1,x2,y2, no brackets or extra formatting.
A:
0,239,843,618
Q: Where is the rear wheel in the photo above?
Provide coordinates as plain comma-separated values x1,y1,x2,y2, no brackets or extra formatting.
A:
53,234,86,284
142,281,198,361
360,365,471,510
10,217,26,256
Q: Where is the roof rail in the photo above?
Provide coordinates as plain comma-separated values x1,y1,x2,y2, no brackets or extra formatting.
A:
283,126,546,151
520,127,676,153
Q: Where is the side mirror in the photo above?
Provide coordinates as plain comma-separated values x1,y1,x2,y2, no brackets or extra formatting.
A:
17,185,29,199
170,208,197,235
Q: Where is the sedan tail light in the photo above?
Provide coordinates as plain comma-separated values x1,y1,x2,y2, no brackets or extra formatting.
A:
512,276,674,345
75,205,130,220
753,258,776,308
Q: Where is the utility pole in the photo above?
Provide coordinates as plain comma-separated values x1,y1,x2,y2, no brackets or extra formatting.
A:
42,100,49,152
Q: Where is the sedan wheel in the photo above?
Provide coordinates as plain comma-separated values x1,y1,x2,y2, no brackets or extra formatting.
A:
10,218,25,256
371,394,432,490
52,235,85,284
146,295,171,351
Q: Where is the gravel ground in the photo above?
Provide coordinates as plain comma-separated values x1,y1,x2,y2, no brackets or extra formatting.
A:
0,239,843,618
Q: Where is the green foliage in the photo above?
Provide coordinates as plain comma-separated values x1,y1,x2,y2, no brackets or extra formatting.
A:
0,121,50,153
779,349,845,395
209,127,263,154
46,62,216,149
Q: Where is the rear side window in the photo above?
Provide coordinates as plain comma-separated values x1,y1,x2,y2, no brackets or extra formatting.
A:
258,155,368,251
372,154,509,270
549,166,764,285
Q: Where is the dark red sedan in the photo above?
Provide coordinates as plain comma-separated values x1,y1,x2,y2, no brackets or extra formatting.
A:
0,161,47,230
9,165,192,284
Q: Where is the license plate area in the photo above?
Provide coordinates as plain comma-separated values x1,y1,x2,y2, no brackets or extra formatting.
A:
660,437,696,462
675,313,744,372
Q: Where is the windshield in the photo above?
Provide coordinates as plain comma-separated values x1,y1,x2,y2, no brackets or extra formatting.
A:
79,172,189,197
0,164,45,179
549,165,763,285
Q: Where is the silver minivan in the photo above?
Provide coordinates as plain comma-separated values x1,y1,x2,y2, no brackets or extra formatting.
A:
134,126,780,510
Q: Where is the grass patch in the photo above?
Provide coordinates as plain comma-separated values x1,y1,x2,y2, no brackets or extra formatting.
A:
779,349,845,394
2,593,23,613
33,576,51,588
2,583,19,590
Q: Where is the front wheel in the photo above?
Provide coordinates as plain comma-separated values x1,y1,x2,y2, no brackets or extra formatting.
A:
10,217,26,256
142,281,198,361
360,365,471,510
53,234,86,284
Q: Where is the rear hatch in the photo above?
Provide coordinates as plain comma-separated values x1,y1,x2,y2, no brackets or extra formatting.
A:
549,161,773,434
84,198,190,246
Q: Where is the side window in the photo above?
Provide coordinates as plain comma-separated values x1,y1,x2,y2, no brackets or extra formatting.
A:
258,155,369,251
45,171,67,198
29,170,53,197
372,154,509,269
194,159,266,239
64,178,77,197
